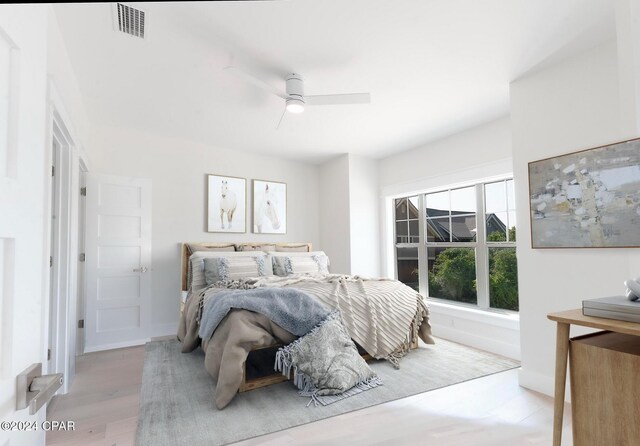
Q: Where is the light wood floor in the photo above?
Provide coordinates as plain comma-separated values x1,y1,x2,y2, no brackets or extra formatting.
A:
47,345,573,446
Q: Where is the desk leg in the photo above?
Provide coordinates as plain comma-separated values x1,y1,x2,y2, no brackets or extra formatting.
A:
552,322,570,446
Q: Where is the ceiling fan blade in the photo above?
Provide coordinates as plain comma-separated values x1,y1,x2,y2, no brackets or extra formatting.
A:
276,107,287,130
305,92,371,106
224,66,287,100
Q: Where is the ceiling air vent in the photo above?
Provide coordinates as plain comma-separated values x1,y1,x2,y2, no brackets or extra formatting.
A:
114,3,146,39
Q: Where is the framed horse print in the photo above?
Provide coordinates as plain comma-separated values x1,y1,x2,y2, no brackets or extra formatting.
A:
207,174,247,233
253,179,287,234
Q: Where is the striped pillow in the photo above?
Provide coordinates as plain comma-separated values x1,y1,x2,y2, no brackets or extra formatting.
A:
188,252,268,291
272,254,330,276
204,255,272,285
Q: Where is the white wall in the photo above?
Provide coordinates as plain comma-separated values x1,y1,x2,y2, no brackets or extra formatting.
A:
379,116,513,192
47,10,90,154
377,116,519,359
348,154,380,277
317,153,380,277
319,154,351,274
511,40,640,396
615,0,640,136
89,124,321,335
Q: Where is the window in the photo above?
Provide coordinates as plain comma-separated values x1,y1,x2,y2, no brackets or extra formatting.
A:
394,196,419,291
393,179,518,311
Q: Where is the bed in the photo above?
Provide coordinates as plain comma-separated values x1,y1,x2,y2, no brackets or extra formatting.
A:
177,242,434,409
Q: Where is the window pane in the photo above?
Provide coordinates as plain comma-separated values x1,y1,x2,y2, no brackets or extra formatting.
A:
396,246,419,292
427,247,477,304
408,220,420,242
507,211,517,242
395,198,407,220
396,221,408,243
451,214,476,242
425,191,449,217
487,211,507,241
485,181,507,214
426,217,450,242
451,186,476,213
407,196,420,219
489,247,519,311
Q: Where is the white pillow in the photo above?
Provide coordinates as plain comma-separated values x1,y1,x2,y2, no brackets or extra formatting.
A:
188,251,269,291
268,250,327,257
272,253,330,276
204,255,272,285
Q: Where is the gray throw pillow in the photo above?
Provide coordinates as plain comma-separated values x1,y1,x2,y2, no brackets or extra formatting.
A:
203,255,271,285
278,312,380,398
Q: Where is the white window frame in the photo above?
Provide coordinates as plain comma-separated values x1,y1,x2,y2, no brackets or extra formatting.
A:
392,177,517,313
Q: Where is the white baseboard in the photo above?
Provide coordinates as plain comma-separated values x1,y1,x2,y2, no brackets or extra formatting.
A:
150,322,178,339
82,323,178,353
83,337,150,353
517,367,567,401
432,323,520,359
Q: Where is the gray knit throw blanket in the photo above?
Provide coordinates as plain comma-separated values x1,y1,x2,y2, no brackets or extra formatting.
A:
198,287,330,342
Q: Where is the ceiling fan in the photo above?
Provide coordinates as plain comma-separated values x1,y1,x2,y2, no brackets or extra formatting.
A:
224,66,371,126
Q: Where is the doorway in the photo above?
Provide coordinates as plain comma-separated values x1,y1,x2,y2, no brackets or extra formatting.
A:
46,103,84,393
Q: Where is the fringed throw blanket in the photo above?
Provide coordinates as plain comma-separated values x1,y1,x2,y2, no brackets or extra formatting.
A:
215,274,435,367
275,311,383,406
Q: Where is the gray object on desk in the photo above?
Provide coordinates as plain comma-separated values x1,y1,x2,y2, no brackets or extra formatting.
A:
583,295,640,322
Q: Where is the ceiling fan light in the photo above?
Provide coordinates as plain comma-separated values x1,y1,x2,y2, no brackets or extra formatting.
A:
286,98,305,113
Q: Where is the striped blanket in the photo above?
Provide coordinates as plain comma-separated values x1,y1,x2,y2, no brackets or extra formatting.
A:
208,274,435,367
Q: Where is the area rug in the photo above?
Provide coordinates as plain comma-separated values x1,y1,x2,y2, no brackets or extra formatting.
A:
136,338,518,446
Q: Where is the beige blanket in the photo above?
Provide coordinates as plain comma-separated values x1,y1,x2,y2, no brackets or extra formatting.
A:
177,274,434,409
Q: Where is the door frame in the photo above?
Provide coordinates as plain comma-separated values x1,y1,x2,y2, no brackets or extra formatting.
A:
43,80,88,393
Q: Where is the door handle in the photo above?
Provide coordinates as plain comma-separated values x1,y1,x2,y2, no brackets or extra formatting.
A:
133,266,148,273
16,363,64,414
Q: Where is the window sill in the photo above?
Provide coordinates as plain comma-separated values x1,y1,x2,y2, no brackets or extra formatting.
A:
426,299,520,331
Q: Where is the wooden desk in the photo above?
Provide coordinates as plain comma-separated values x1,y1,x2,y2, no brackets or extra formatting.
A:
547,309,640,446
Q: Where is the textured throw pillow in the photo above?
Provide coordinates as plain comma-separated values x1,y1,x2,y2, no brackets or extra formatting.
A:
189,252,267,291
272,253,330,276
203,255,272,285
275,311,382,405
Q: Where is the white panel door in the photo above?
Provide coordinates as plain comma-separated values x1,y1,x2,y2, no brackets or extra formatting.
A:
0,5,50,446
84,174,152,352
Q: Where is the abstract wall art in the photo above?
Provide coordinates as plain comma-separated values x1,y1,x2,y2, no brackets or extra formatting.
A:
528,138,640,248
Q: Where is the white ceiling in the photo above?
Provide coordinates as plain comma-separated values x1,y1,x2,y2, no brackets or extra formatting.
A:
54,1,615,164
